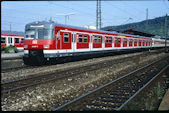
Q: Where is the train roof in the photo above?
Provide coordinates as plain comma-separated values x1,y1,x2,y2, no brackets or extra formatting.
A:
55,23,152,39
1,30,24,35
25,21,153,39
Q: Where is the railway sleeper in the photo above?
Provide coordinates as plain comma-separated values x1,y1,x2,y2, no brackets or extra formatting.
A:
98,98,125,104
100,95,128,100
83,105,113,110
86,101,121,110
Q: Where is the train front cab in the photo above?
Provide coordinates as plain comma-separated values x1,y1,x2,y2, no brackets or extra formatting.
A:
23,22,55,65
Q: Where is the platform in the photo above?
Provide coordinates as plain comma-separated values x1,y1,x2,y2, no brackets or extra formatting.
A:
1,52,24,60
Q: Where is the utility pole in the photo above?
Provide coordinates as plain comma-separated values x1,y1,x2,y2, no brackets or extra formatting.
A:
145,8,148,33
99,0,101,29
165,14,168,52
96,0,101,30
96,0,98,29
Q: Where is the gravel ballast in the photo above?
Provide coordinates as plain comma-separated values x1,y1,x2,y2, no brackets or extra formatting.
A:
1,50,169,111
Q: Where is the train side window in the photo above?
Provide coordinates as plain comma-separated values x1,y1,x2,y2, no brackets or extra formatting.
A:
115,37,117,43
79,34,83,43
124,38,127,44
139,40,141,44
118,38,121,44
15,38,20,44
98,36,101,43
129,39,133,44
134,39,137,44
63,33,69,43
21,38,24,44
94,36,97,43
1,37,6,44
84,35,88,43
57,31,60,39
106,36,109,43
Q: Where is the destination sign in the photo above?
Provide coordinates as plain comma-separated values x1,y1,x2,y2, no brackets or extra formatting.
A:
30,25,44,28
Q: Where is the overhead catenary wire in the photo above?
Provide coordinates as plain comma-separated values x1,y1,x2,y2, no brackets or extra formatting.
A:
103,1,141,21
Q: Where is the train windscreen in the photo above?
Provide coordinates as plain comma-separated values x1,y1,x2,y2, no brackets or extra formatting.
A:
37,29,53,40
25,30,35,40
25,28,54,40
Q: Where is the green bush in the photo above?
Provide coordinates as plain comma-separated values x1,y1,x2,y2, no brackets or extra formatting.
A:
14,47,19,53
1,45,19,53
4,47,10,53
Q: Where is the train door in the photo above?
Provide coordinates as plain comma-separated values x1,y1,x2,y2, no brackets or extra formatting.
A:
134,39,137,47
123,38,127,47
76,33,89,50
60,31,72,49
129,39,133,47
105,36,112,48
71,32,76,52
114,37,117,47
114,37,121,47
143,40,145,46
89,34,92,51
117,37,121,47
92,35,102,48
56,30,60,49
102,35,105,50
112,36,114,47
7,37,14,46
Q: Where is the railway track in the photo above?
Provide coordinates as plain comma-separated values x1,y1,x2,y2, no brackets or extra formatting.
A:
1,65,30,73
52,57,169,111
1,50,168,94
1,53,145,94
1,49,163,73
1,65,49,73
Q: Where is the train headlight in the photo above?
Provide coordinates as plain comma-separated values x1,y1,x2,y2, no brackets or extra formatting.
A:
24,45,28,48
43,45,49,49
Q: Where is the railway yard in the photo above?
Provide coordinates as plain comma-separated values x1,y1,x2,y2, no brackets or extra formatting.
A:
1,49,169,111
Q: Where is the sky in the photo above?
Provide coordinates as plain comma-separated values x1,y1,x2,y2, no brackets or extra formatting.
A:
1,0,169,32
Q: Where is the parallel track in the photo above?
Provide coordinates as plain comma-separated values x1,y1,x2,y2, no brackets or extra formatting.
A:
1,66,30,73
1,49,163,73
52,57,169,111
1,53,145,94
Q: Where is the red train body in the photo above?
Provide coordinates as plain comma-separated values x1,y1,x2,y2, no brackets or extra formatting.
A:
1,34,24,51
23,21,169,65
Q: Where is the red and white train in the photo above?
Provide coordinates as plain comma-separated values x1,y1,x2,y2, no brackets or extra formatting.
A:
1,34,24,51
23,21,169,65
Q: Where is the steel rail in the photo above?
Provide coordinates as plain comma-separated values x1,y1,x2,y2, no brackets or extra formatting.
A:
52,59,162,111
116,64,169,110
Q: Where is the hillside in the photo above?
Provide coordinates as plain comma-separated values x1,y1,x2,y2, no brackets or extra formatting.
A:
102,16,169,38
